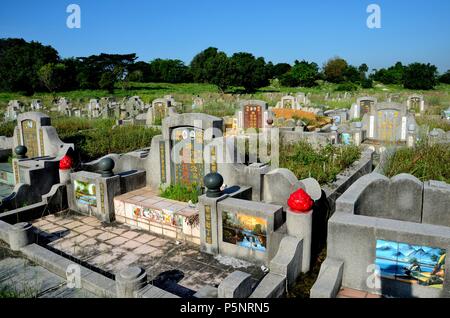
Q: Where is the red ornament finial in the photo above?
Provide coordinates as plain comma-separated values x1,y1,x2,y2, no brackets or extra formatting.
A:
59,155,73,170
288,188,313,213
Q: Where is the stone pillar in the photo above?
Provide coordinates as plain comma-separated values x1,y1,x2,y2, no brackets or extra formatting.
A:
352,122,363,146
330,125,338,145
8,222,34,251
407,124,416,148
429,129,439,145
198,172,228,255
286,208,312,273
116,266,147,298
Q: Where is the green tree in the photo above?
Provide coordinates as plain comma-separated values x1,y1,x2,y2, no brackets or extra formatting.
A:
266,62,291,79
229,52,269,92
323,57,348,83
287,60,320,87
438,70,450,84
0,38,59,94
77,53,137,89
38,63,67,92
148,59,191,83
99,65,124,93
372,62,405,84
403,63,438,90
190,47,232,91
343,65,361,83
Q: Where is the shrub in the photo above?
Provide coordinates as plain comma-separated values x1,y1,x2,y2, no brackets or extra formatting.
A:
159,184,201,203
384,143,450,183
71,125,160,161
334,82,358,92
280,141,361,185
0,121,16,137
361,78,373,88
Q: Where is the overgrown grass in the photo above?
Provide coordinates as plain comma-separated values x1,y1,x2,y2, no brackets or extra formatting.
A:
159,184,201,203
2,82,449,114
0,121,15,137
0,116,160,161
416,116,450,131
288,248,327,298
64,125,160,161
384,143,450,183
280,141,361,185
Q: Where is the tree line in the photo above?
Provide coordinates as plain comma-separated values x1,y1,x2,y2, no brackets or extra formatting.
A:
0,38,449,95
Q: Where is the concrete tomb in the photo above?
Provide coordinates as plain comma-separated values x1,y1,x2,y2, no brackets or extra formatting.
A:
311,173,450,298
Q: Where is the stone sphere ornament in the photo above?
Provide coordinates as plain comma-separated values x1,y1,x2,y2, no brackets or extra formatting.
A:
15,145,27,159
59,155,73,170
98,157,115,177
287,188,313,213
204,172,224,198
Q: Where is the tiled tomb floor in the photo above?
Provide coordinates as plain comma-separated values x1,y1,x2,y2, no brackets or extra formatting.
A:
31,211,263,294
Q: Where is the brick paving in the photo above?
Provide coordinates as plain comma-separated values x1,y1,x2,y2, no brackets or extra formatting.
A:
337,287,382,298
31,211,263,293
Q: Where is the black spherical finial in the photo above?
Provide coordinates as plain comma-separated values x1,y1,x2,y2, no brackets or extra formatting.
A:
98,157,115,177
204,172,224,198
15,145,27,159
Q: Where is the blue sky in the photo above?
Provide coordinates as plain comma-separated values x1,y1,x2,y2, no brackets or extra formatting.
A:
0,0,449,72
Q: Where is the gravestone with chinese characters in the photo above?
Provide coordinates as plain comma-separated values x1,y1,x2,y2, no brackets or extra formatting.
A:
12,112,74,159
146,112,224,189
360,102,417,143
407,94,425,113
237,100,272,130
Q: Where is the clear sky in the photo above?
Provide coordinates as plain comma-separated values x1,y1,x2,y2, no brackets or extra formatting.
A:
0,0,449,72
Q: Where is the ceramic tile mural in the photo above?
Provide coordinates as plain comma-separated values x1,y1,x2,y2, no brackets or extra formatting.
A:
376,239,446,289
222,211,267,252
74,180,97,207
130,204,183,227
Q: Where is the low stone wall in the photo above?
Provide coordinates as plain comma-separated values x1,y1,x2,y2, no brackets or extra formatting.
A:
322,149,374,216
0,183,68,223
313,173,450,298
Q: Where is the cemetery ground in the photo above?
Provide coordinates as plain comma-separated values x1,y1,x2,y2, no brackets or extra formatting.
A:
31,209,263,296
0,82,449,299
0,241,97,298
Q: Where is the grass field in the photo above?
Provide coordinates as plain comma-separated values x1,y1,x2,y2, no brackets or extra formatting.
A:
1,82,449,114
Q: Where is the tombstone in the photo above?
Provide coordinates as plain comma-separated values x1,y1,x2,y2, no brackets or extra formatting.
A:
56,97,71,116
296,93,308,105
87,99,101,118
192,96,204,109
4,100,23,121
237,100,272,130
361,102,416,143
276,95,300,110
324,109,349,125
125,96,145,117
146,98,172,125
407,94,425,112
30,99,43,111
356,97,377,118
13,112,74,159
147,113,224,189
